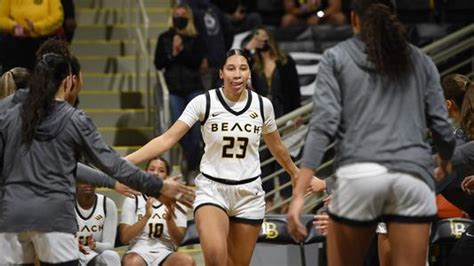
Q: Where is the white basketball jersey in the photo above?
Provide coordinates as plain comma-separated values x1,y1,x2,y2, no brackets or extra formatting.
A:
76,194,107,246
128,195,187,251
200,89,267,181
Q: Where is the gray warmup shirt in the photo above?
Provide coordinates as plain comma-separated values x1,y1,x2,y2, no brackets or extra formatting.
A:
301,36,455,190
0,88,117,189
0,101,162,234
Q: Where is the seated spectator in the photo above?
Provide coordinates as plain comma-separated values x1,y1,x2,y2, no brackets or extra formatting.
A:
244,26,302,213
0,0,63,71
212,0,262,34
120,157,194,266
281,0,346,28
154,3,205,185
75,182,121,266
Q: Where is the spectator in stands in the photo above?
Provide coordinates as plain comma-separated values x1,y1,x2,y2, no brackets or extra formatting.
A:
61,0,77,43
154,3,206,185
288,1,455,266
184,0,233,90
0,67,30,99
281,0,346,28
0,53,192,265
0,0,63,72
244,26,302,213
212,0,263,35
76,182,121,265
120,157,195,266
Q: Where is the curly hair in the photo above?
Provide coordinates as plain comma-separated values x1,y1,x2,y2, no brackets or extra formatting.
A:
352,0,411,78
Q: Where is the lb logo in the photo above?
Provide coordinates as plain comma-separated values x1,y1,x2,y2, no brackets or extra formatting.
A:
261,221,279,239
449,219,467,239
249,112,258,119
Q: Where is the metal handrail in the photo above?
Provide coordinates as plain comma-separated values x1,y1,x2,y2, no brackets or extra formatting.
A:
422,23,473,55
126,0,153,125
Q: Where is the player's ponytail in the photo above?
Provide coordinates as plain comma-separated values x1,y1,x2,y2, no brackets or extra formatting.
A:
21,53,71,146
0,67,30,99
352,0,411,78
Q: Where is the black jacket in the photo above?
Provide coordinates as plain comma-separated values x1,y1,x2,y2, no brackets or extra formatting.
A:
252,55,301,118
0,101,162,233
154,28,205,97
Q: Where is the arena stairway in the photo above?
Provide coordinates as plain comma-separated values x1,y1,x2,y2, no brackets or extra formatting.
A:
72,0,167,153
72,0,168,221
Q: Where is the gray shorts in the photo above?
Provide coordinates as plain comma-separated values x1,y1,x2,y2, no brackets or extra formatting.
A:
0,231,78,264
328,163,437,225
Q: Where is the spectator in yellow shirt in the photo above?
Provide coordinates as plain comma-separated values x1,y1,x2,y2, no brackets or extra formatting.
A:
0,0,63,73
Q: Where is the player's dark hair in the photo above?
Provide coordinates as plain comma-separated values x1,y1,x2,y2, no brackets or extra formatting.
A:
145,156,170,176
221,49,252,70
352,0,411,78
21,53,71,146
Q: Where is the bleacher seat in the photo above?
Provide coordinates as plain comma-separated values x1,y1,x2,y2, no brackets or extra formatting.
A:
290,52,322,97
395,0,434,24
439,0,474,24
180,215,324,247
430,218,473,266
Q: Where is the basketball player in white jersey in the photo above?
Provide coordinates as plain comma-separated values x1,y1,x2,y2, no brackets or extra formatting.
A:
126,49,324,266
75,182,120,265
120,157,195,266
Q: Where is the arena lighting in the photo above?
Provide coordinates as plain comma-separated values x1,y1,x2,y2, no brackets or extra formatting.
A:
317,10,325,18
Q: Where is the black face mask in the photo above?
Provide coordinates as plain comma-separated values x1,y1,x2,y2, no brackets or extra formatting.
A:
173,17,188,30
257,41,271,52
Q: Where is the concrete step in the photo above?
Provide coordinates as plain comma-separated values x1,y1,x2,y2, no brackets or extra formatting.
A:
79,91,148,109
98,126,154,146
76,8,169,25
78,55,154,73
75,0,170,9
84,108,150,127
82,72,151,91
114,146,141,157
72,39,157,57
74,24,166,41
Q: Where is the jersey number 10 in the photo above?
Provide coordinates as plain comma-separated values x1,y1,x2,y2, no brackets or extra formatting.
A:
148,223,164,238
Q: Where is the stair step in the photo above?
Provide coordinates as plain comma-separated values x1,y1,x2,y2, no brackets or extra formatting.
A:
76,8,169,25
78,55,154,73
84,108,153,127
98,126,154,146
82,72,150,91
74,24,166,41
75,0,169,9
79,91,148,109
72,39,157,57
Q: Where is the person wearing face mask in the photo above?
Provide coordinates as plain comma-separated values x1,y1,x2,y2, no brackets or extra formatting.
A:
244,27,302,213
154,3,206,185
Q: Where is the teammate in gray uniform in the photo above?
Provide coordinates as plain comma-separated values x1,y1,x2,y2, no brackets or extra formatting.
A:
0,53,193,265
288,0,455,265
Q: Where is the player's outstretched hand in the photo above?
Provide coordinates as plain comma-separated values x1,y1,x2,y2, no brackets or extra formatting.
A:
305,177,326,194
114,181,140,198
160,176,195,209
461,175,474,195
287,196,308,242
433,154,452,183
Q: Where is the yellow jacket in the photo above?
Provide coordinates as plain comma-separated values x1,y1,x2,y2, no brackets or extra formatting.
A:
0,0,63,37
